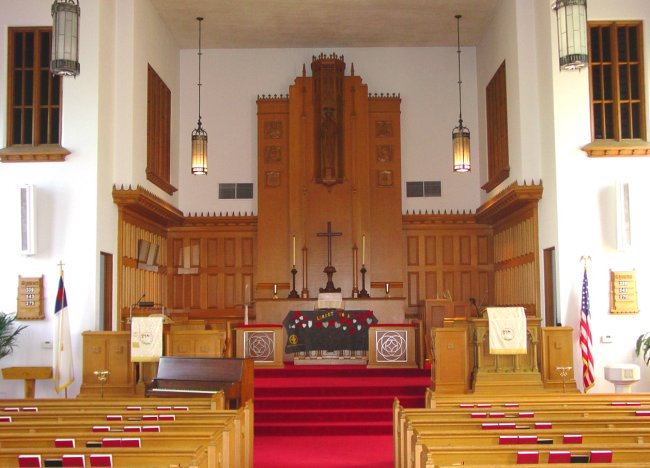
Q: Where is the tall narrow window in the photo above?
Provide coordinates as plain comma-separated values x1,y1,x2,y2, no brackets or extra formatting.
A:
589,22,645,142
482,61,509,193
146,65,176,194
1,27,68,162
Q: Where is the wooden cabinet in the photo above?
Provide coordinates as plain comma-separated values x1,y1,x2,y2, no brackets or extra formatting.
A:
431,327,468,393
541,326,578,392
166,330,226,357
80,331,134,396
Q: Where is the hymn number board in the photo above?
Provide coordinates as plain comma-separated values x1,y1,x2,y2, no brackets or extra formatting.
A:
17,275,44,320
609,270,639,314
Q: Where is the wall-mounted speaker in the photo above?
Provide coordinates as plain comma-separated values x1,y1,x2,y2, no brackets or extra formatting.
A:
616,181,632,251
20,184,36,256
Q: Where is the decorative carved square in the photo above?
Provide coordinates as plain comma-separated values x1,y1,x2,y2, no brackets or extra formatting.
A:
265,171,281,187
375,330,408,362
375,121,393,138
377,170,393,187
244,331,276,361
376,145,392,162
265,146,282,163
264,121,282,139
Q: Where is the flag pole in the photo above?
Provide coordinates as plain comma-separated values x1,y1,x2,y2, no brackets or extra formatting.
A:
56,260,69,399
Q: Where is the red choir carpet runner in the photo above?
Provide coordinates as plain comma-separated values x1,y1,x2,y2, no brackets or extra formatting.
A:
254,364,431,467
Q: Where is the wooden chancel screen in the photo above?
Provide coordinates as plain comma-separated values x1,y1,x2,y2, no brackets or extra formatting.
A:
256,54,404,302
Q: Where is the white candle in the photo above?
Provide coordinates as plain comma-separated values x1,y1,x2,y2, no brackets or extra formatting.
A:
385,282,390,294
244,304,249,325
292,235,296,266
362,235,366,264
273,283,278,295
245,284,250,305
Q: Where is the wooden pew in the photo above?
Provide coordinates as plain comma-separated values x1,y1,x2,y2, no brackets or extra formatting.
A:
418,442,650,467
394,396,650,468
0,394,225,411
0,398,253,467
5,445,209,467
426,390,650,408
0,402,253,468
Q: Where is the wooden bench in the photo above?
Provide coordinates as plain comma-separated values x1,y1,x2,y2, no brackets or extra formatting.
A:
0,403,252,468
0,397,252,467
394,394,650,468
418,442,650,467
426,390,650,408
6,445,209,467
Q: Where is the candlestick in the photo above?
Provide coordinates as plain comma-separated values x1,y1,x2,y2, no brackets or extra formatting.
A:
244,304,249,325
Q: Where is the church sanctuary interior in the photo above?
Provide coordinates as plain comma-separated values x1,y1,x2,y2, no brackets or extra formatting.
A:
1,0,650,466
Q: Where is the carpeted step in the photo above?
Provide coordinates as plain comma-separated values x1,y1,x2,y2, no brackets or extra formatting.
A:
256,383,427,398
255,407,392,423
254,420,394,437
255,365,430,379
255,394,423,410
254,364,430,437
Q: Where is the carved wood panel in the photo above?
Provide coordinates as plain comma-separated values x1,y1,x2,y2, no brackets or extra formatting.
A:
167,230,256,315
403,216,494,316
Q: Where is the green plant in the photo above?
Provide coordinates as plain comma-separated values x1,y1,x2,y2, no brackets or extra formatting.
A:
0,313,27,360
636,332,650,366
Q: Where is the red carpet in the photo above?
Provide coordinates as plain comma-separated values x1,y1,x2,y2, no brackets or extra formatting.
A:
254,364,430,467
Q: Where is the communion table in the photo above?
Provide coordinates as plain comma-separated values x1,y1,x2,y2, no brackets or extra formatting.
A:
283,309,378,364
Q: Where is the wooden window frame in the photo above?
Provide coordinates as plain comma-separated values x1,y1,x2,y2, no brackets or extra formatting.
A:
482,61,510,193
1,26,69,162
583,20,649,157
146,64,177,195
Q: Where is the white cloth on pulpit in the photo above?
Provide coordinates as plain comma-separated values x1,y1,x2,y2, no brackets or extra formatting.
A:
130,316,163,362
316,292,344,310
487,307,527,355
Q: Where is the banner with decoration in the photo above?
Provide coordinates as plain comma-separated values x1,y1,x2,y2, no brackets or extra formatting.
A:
283,309,377,353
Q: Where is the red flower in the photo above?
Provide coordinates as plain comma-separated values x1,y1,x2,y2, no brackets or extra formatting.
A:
349,328,356,334
316,322,323,328
294,311,301,318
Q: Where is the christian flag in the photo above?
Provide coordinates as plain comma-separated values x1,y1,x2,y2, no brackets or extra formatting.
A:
53,274,74,393
580,267,595,392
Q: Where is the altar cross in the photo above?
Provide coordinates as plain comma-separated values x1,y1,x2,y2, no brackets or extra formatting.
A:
317,222,342,266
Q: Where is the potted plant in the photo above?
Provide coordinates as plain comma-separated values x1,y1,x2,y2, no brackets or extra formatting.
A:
0,312,27,360
635,332,650,366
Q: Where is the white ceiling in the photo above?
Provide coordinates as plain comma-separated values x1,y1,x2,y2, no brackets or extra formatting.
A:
149,0,501,49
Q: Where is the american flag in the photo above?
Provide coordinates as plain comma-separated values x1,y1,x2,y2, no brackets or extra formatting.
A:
580,268,595,392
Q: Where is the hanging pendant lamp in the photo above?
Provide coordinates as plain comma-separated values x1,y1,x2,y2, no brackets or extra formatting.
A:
191,16,208,175
553,0,588,71
452,14,470,173
51,0,80,77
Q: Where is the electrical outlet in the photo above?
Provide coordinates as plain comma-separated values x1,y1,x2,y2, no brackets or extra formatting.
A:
41,340,53,349
600,335,613,344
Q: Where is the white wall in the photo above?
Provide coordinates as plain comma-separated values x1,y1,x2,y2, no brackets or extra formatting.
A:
553,0,650,393
0,0,103,398
0,0,180,398
177,47,482,215
477,0,650,392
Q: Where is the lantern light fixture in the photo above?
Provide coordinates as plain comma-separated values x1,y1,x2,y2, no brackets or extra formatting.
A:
452,14,470,173
191,16,208,175
553,0,588,71
50,0,80,77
